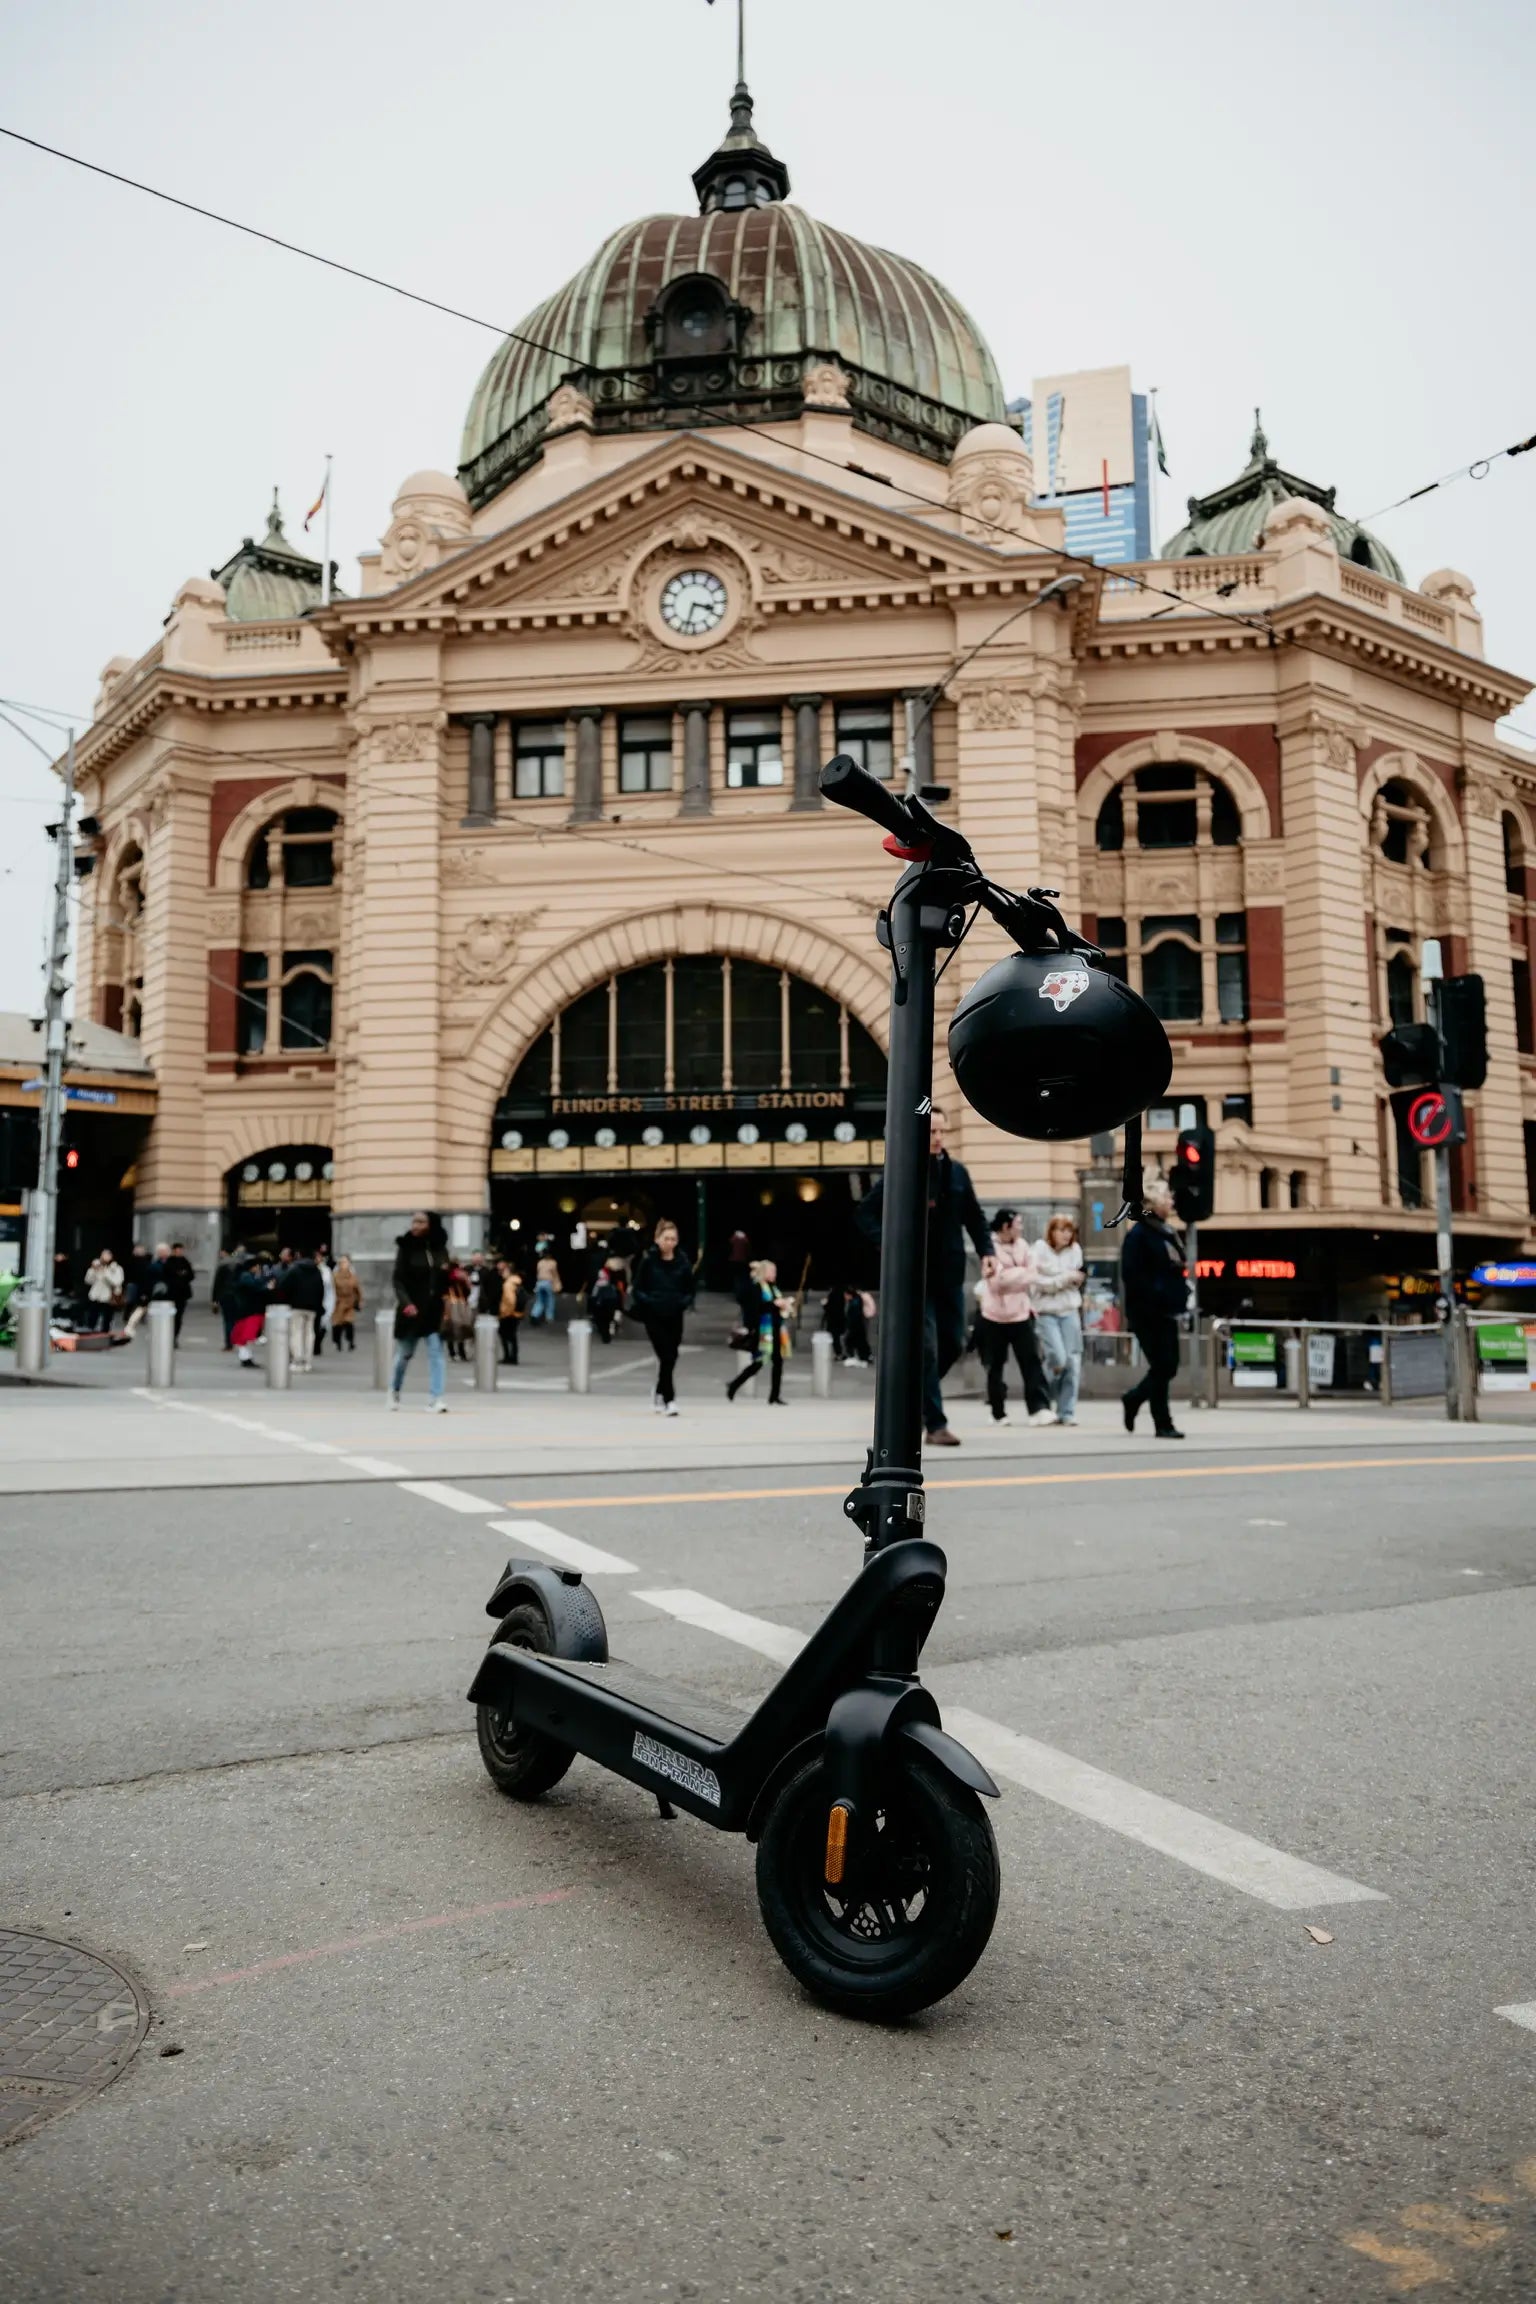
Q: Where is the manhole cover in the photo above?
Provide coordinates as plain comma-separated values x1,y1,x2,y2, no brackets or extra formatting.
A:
0,1928,149,2144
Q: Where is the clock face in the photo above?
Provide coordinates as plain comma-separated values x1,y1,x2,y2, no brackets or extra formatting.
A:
660,567,728,637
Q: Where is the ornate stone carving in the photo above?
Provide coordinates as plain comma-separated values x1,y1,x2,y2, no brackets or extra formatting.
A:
452,911,544,985
443,845,496,887
546,381,594,432
1464,773,1503,820
802,360,851,410
1036,803,1073,860
948,452,1035,542
287,906,337,944
205,896,240,942
566,550,633,599
957,684,1029,731
756,546,851,588
371,716,443,763
1245,851,1285,894
625,625,760,677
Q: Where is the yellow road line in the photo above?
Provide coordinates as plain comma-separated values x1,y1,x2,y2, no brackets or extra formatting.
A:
501,1451,1536,1511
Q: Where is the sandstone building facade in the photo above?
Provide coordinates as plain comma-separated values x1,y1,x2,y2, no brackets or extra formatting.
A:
62,88,1536,1311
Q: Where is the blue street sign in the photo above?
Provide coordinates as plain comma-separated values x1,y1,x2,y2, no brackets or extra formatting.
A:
1472,1261,1536,1289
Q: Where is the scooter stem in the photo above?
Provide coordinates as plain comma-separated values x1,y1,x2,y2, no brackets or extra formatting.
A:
862,865,936,1551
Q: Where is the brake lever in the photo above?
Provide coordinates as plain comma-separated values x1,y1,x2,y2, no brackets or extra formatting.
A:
978,878,1102,959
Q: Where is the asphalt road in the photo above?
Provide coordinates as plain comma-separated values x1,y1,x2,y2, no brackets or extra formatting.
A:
3,1443,1534,2301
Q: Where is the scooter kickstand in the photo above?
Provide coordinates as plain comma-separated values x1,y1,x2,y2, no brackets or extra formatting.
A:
655,1793,677,1821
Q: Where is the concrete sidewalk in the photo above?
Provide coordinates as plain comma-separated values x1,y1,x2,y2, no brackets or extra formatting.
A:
0,1376,1530,1493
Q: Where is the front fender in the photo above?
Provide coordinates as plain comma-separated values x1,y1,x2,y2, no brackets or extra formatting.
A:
900,1719,1000,1798
481,1557,608,1662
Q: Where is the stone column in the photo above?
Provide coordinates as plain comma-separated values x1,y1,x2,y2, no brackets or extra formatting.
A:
680,700,713,817
902,690,935,793
570,706,603,824
462,713,498,826
789,694,824,810
133,762,221,1266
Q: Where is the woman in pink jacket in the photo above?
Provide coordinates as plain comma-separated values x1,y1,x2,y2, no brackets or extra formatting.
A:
975,1208,1056,1426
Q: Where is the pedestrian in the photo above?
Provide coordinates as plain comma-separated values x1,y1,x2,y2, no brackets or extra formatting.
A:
587,1262,621,1343
1120,1176,1189,1438
496,1257,526,1363
163,1240,195,1342
390,1210,451,1412
1032,1212,1085,1427
974,1210,1054,1426
315,1244,335,1353
122,1240,174,1338
822,1281,871,1366
858,1103,994,1447
442,1266,475,1362
275,1246,324,1371
84,1248,124,1332
122,1240,152,1323
231,1254,270,1366
629,1217,695,1415
331,1254,362,1349
728,1257,792,1404
531,1247,560,1325
210,1248,241,1349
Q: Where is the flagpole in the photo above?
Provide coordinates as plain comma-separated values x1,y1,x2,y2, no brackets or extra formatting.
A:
321,453,333,607
1148,390,1161,556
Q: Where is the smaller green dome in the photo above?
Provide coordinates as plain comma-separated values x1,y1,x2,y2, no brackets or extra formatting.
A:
1163,413,1404,582
210,494,342,622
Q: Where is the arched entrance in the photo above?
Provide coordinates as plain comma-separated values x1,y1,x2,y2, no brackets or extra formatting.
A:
489,956,887,1289
225,1144,335,1255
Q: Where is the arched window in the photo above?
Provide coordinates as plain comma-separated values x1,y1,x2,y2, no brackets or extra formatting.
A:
279,953,333,1052
1140,918,1203,1022
101,842,146,1036
1095,789,1124,852
1096,762,1244,851
1260,1167,1278,1210
1134,763,1198,848
1376,779,1432,869
1289,1169,1308,1210
1386,950,1417,1028
648,273,741,362
248,809,337,889
1504,812,1526,897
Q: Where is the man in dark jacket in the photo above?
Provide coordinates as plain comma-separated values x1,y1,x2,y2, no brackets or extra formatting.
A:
1120,1176,1190,1437
628,1218,696,1414
390,1212,452,1412
164,1241,196,1342
859,1104,994,1446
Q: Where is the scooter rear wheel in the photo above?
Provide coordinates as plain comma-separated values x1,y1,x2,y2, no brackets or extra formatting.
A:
476,1602,576,1801
755,1745,999,2020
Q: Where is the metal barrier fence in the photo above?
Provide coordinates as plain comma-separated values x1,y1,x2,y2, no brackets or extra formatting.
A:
1200,1314,1491,1419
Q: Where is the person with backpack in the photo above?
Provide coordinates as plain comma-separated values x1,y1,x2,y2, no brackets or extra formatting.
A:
628,1218,695,1415
588,1262,622,1343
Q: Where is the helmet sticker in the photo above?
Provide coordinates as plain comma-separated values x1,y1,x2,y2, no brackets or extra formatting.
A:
1038,966,1091,1013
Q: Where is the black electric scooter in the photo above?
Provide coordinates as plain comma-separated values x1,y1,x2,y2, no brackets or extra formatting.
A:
468,754,1099,2018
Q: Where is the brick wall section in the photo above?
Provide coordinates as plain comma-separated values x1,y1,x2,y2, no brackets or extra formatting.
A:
206,949,240,1053
208,775,289,881
1247,905,1285,1024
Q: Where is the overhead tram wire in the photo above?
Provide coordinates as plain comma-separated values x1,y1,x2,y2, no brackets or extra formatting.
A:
8,123,1534,674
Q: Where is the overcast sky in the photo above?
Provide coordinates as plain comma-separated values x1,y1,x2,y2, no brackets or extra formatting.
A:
3,0,1533,1012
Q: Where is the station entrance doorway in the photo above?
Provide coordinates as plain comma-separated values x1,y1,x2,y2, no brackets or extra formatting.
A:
487,955,886,1293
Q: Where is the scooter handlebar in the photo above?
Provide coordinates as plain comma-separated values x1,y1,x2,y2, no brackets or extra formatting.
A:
819,753,920,844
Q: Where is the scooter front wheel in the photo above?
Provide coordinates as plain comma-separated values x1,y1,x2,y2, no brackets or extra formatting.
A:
755,1745,999,2020
476,1602,576,1801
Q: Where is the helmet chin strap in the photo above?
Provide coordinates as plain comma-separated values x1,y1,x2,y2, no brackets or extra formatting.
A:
1107,1113,1143,1228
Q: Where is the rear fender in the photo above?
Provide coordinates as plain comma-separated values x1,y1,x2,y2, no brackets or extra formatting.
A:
483,1558,608,1663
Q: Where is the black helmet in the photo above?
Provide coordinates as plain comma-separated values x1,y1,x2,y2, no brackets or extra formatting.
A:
948,950,1172,1140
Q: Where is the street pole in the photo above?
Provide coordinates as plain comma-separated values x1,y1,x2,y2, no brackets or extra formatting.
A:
1186,1217,1201,1406
20,728,77,1356
1425,965,1460,1423
901,693,919,799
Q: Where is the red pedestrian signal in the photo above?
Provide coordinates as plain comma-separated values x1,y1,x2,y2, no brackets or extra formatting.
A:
1171,1124,1216,1222
62,1146,81,1170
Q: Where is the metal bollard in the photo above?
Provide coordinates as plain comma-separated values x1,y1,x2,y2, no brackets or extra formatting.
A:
1296,1323,1311,1411
145,1298,177,1389
568,1318,592,1395
373,1308,396,1391
13,1293,47,1376
811,1329,834,1400
474,1313,499,1393
265,1303,292,1389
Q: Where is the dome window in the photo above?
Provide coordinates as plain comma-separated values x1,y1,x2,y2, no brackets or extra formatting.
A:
647,272,747,363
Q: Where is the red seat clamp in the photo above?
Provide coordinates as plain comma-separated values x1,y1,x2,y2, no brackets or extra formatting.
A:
882,835,932,861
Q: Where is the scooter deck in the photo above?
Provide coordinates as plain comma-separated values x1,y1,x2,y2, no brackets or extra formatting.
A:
534,1655,749,1747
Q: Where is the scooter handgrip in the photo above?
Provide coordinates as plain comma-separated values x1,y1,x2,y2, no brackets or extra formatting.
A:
819,753,919,843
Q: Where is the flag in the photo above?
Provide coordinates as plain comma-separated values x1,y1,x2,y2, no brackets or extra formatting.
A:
1149,398,1170,477
303,472,328,532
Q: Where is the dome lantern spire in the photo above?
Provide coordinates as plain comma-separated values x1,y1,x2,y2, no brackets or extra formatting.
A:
692,5,789,214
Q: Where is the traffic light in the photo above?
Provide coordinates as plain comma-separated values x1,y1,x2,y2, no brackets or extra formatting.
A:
1378,1021,1439,1088
1437,974,1487,1090
1171,1124,1215,1223
58,1131,81,1183
1392,1085,1467,1150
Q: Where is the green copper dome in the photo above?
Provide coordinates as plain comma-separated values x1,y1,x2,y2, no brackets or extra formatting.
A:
1163,413,1404,582
459,87,1007,509
211,494,342,622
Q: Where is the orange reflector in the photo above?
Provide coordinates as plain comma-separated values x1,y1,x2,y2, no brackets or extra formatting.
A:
825,1802,851,1885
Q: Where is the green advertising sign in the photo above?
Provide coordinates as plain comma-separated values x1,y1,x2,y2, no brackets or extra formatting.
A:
1476,1321,1526,1365
1231,1329,1274,1364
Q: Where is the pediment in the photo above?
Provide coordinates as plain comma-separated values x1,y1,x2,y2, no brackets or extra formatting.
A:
347,435,1014,629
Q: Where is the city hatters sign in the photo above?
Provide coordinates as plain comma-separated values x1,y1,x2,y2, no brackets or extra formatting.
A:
549,1090,851,1116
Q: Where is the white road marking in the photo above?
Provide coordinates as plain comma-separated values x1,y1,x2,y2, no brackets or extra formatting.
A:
1495,2002,1536,2034
395,1479,506,1514
940,1710,1386,1911
342,1455,411,1478
487,1519,638,1576
633,1588,1386,1911
634,1589,806,1665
